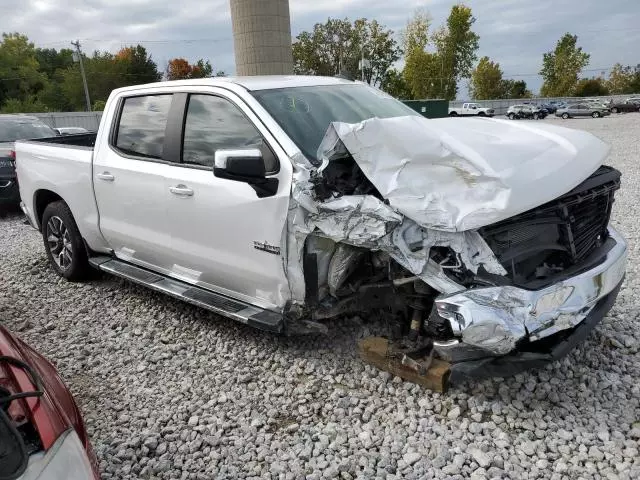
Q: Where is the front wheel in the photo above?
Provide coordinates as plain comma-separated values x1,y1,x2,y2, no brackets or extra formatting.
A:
533,113,540,120
477,111,486,116
41,201,90,281
449,111,458,116
611,107,618,114
592,111,601,118
508,113,515,120
562,113,570,119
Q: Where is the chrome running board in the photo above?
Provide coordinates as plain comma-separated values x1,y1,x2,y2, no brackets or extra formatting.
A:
89,256,284,333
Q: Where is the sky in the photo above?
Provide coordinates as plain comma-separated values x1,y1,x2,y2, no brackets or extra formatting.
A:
2,0,640,96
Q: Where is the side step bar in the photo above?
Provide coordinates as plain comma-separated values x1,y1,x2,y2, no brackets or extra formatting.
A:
89,256,284,333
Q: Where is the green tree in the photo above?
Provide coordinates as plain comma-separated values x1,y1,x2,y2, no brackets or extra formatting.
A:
402,10,440,99
540,33,590,97
574,77,609,97
292,18,400,85
606,63,634,94
433,4,480,100
401,5,479,100
0,33,48,109
469,56,504,99
0,96,48,113
115,45,162,84
34,48,74,79
380,69,412,99
501,79,531,99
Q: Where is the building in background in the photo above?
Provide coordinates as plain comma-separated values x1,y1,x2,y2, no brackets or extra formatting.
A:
230,0,294,76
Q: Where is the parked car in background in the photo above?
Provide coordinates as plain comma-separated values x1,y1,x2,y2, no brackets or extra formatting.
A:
1,116,59,207
539,103,558,113
507,104,547,120
14,76,627,384
0,325,99,479
55,127,90,136
448,102,495,117
625,97,640,105
555,103,611,119
608,100,640,113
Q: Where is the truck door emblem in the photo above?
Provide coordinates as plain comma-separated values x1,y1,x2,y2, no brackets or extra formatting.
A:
254,241,281,255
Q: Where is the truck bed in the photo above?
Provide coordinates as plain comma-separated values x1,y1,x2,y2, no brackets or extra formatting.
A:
29,133,97,149
15,135,105,250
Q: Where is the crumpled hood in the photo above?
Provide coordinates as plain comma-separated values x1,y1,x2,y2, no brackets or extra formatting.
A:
318,116,609,231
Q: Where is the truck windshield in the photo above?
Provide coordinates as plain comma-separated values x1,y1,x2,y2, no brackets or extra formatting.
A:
252,84,419,164
0,119,57,143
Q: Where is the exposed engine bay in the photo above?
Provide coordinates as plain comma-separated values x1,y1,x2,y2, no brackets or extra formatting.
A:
284,116,622,367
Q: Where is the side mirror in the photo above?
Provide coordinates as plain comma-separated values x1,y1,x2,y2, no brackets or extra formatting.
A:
213,148,278,198
214,148,265,179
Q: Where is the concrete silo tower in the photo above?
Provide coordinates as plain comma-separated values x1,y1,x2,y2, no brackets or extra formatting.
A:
230,0,294,75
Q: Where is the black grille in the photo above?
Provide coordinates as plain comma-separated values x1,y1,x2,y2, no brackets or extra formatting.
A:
480,166,620,276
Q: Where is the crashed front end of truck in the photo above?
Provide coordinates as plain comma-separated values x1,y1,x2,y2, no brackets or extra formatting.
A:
284,116,627,384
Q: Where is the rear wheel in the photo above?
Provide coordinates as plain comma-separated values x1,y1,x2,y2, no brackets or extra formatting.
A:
611,107,619,114
562,113,569,119
533,113,540,120
508,112,515,120
41,201,90,281
592,111,601,118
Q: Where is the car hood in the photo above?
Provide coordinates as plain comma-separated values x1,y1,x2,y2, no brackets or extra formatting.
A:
317,116,609,231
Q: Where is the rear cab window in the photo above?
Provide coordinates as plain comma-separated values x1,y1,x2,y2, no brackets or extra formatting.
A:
113,95,173,159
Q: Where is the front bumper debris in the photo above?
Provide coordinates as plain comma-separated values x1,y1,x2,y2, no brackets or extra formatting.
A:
434,227,627,355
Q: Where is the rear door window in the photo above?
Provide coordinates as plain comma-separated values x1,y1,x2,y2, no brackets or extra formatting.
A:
114,95,173,159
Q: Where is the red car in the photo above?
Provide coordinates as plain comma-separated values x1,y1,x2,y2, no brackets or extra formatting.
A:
0,325,99,479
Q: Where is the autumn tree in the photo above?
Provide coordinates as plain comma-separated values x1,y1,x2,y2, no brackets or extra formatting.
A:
166,58,220,80
115,45,162,84
540,33,590,97
292,18,400,85
574,77,609,97
469,57,504,99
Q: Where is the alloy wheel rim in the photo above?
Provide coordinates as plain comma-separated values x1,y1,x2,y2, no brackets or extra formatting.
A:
46,216,73,270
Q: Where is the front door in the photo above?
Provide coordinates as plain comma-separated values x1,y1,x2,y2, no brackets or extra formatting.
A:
163,91,292,310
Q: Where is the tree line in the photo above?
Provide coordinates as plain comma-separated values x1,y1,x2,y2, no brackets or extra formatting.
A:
293,6,639,100
0,33,223,113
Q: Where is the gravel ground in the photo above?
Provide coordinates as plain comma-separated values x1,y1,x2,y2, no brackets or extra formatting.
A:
2,114,640,480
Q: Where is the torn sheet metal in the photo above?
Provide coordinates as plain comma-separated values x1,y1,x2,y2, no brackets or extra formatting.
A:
318,116,609,232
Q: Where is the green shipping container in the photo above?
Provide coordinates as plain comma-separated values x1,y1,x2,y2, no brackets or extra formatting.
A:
402,99,449,119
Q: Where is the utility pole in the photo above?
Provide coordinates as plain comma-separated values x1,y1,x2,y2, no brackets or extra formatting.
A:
71,40,92,112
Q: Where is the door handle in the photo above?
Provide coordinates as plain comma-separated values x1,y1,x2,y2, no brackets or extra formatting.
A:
169,185,194,197
97,172,115,182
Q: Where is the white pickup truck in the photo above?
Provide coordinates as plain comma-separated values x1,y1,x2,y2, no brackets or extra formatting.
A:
16,76,627,383
448,102,494,117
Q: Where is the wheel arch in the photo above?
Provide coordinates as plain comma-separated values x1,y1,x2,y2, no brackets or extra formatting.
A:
33,189,64,231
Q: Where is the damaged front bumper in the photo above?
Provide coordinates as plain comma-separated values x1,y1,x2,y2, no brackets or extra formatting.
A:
433,227,627,379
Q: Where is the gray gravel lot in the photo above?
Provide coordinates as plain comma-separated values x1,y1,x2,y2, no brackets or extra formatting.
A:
2,114,640,480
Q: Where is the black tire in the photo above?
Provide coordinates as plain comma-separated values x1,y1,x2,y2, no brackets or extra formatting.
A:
592,111,601,118
41,201,90,281
477,111,486,116
611,107,618,114
533,113,540,120
508,113,515,120
449,111,458,116
562,113,569,119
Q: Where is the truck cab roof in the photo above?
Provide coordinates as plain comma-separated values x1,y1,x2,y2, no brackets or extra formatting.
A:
112,75,357,96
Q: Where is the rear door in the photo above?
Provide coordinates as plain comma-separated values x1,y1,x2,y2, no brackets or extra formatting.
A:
162,89,292,310
93,93,180,273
